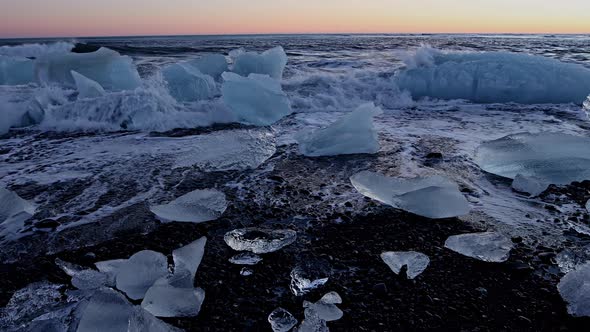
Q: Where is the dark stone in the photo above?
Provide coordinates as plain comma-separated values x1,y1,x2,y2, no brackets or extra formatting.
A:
426,152,443,159
71,43,101,54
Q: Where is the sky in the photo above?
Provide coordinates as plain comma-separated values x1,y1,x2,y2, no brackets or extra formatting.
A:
0,0,589,38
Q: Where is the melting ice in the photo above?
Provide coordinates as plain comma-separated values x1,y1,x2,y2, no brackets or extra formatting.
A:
380,251,430,279
445,232,513,263
150,189,227,224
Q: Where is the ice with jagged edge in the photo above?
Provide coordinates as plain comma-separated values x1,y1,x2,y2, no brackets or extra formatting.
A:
186,54,228,80
268,307,298,332
297,292,343,331
558,262,590,317
396,46,590,104
115,250,169,300
555,246,590,273
445,232,513,263
222,72,292,126
229,252,263,265
35,47,141,90
296,103,382,157
150,189,227,223
350,171,470,219
0,186,36,242
71,70,106,99
162,63,217,102
0,56,34,85
55,258,110,290
290,259,331,296
224,228,297,254
584,94,590,118
511,174,549,197
475,132,590,185
380,251,430,279
231,46,288,79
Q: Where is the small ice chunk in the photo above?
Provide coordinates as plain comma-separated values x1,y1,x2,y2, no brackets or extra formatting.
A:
232,46,288,79
585,199,590,213
511,174,549,197
296,309,328,332
162,63,216,102
380,251,430,279
221,72,292,126
240,267,254,276
224,228,297,254
95,259,128,286
555,247,590,273
141,283,206,318
0,282,65,328
116,250,169,300
290,259,331,296
0,55,34,85
268,307,298,332
0,186,35,241
150,189,227,224
71,70,105,99
303,292,344,322
558,262,590,317
229,252,263,265
186,54,228,80
296,103,382,157
172,236,207,287
350,171,470,219
584,94,590,117
445,232,513,263
475,132,590,185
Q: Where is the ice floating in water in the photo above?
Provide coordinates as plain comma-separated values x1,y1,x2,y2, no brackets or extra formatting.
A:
290,259,331,296
557,262,590,317
232,46,288,79
445,232,513,263
115,250,169,300
186,54,228,80
162,63,216,102
350,171,470,219
268,307,298,332
0,56,34,85
229,252,263,265
224,228,297,254
511,174,549,197
475,132,590,185
0,186,35,241
221,72,292,126
297,103,382,157
71,70,106,99
380,251,430,279
150,189,227,223
34,47,141,90
396,46,590,104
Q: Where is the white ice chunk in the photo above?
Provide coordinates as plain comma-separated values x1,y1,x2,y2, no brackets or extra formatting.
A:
290,262,330,296
303,292,344,322
229,252,263,265
558,262,590,317
296,309,328,332
162,63,216,102
115,250,169,300
240,267,254,276
445,232,513,263
350,171,470,219
296,103,382,157
0,282,66,329
34,48,141,90
141,283,205,318
396,47,590,104
380,251,430,279
55,258,109,290
224,228,297,254
95,259,127,286
586,199,590,213
0,56,34,85
71,70,105,99
268,307,298,332
150,189,227,224
232,46,288,79
0,186,35,241
221,72,292,126
186,54,228,80
172,236,207,286
556,247,590,274
475,132,590,185
511,174,549,197
584,94,590,117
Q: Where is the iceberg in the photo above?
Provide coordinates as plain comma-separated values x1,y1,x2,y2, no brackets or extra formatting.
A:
150,189,227,223
162,63,216,102
34,47,141,90
296,103,382,157
71,70,106,99
511,174,549,197
444,232,513,263
350,171,470,219
232,46,288,79
221,72,292,126
115,250,169,300
396,47,590,104
268,308,298,332
557,262,590,317
475,132,590,185
186,54,228,80
224,228,297,254
0,56,34,85
380,251,430,279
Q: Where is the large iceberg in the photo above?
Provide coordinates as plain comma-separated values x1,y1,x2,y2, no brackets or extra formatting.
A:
350,171,470,219
296,103,382,157
232,46,288,79
444,232,513,263
71,70,106,99
0,56,34,85
150,189,227,223
557,262,590,317
34,47,141,90
396,46,590,104
186,54,228,80
221,72,292,126
162,63,216,102
475,132,590,185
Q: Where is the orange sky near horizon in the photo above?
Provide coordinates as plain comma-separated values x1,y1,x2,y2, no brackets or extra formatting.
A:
0,0,588,38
